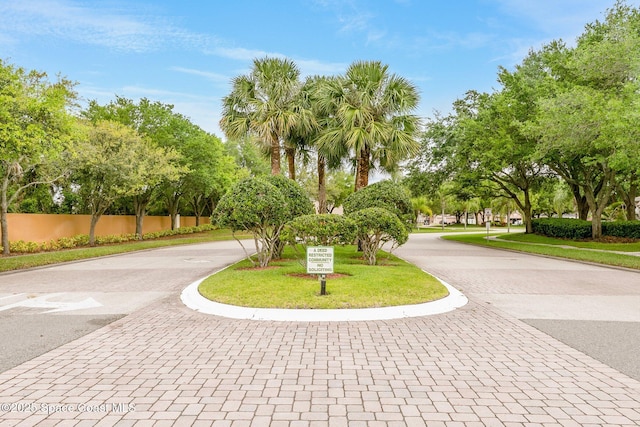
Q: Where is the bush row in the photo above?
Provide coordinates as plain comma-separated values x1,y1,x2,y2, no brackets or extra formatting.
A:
2,224,216,254
602,221,640,239
532,218,640,239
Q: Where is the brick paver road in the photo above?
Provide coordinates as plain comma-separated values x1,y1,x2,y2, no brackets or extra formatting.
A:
1,233,639,426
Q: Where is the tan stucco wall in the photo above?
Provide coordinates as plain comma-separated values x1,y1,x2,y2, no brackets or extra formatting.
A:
7,213,209,243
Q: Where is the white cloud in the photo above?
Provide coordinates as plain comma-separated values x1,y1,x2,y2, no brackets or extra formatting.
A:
0,0,169,52
337,10,374,33
170,67,230,84
118,85,217,100
209,46,281,61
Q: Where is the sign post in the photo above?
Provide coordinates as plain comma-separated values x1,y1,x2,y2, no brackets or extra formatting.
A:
307,246,334,296
484,208,492,239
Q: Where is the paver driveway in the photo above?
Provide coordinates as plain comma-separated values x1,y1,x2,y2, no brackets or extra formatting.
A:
0,233,639,426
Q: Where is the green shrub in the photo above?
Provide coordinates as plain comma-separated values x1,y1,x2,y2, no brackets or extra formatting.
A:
9,240,41,253
343,180,413,229
212,177,289,267
533,218,640,239
602,221,640,239
73,235,91,246
282,214,357,247
266,175,315,220
349,207,409,265
532,218,592,239
266,175,315,259
57,237,77,249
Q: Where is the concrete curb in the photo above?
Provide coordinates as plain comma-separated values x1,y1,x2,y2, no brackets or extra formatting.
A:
180,275,468,322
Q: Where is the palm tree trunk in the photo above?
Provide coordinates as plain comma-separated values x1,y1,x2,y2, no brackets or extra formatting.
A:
317,155,327,214
355,146,370,191
285,146,296,180
270,134,281,175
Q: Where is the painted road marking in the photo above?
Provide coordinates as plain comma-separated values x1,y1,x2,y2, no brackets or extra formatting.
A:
0,293,103,314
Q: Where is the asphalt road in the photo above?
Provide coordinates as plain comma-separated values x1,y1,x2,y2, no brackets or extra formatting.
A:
0,310,123,372
522,319,640,381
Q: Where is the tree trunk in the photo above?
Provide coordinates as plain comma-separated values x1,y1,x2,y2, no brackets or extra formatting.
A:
170,210,178,230
89,213,101,247
523,191,533,234
165,193,182,230
270,134,281,176
133,197,146,240
591,209,604,239
354,146,370,191
190,195,204,227
1,178,9,256
568,183,590,220
0,209,8,256
317,155,327,214
133,190,154,239
627,188,638,221
619,173,638,221
135,212,144,240
285,146,296,180
584,170,616,239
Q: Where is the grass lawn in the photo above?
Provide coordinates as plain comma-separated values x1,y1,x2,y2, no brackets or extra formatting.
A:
198,245,449,309
0,229,251,273
412,225,524,233
443,232,640,270
498,232,640,252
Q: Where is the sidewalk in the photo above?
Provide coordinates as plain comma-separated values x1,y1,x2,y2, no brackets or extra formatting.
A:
1,235,639,426
489,235,640,257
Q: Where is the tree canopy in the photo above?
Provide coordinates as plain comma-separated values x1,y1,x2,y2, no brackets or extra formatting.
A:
0,60,77,254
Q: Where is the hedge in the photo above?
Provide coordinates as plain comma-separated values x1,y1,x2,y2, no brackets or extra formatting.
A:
603,221,640,239
532,218,640,239
2,224,216,254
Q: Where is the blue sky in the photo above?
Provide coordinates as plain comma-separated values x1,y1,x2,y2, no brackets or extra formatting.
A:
1,0,635,139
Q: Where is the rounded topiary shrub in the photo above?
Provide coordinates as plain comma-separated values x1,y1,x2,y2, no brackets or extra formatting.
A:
343,180,413,229
265,175,315,258
349,207,409,265
266,174,315,220
212,177,288,267
281,214,357,247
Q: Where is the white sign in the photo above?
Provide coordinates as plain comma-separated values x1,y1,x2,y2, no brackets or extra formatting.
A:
307,246,334,274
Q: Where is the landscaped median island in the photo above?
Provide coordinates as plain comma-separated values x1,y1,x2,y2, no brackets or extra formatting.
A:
442,232,640,270
198,245,449,310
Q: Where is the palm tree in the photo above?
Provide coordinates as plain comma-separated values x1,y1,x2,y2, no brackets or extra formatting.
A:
316,61,421,190
220,57,303,176
297,76,350,213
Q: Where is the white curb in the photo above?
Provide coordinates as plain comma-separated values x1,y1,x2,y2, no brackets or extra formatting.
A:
180,275,468,322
